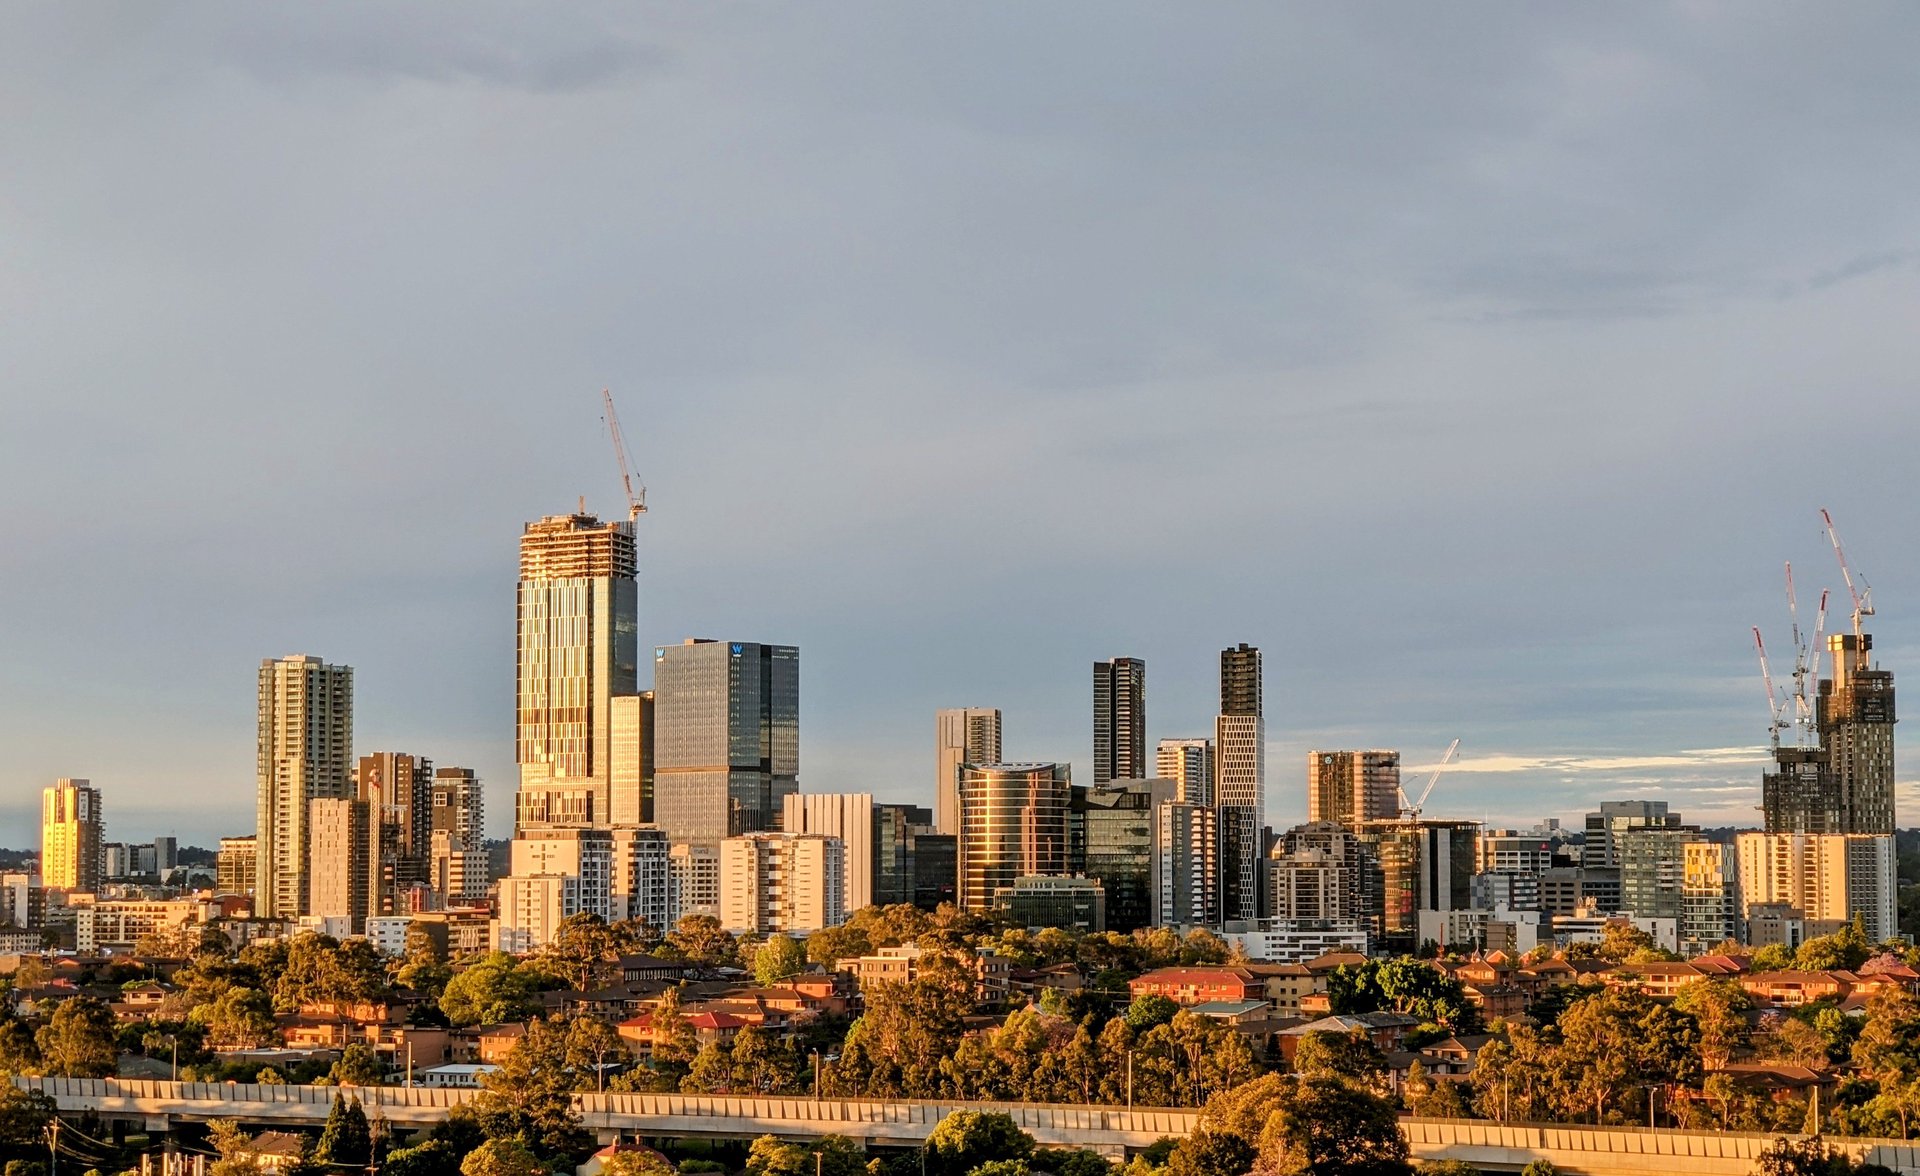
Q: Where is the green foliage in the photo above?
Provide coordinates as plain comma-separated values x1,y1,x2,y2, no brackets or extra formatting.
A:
1519,1163,1558,1176
1163,1131,1253,1176
1795,922,1873,973
1325,958,1482,1034
460,1138,546,1176
1124,995,1179,1032
6,1161,48,1176
828,950,977,1098
1416,1164,1479,1176
1035,1149,1112,1176
1751,943,1795,971
968,1163,1031,1176
753,935,808,987
269,933,389,1011
1753,1135,1879,1176
663,915,739,967
192,986,278,1049
923,1112,1036,1176
744,1136,866,1176
806,924,873,969
598,1151,677,1176
473,1017,594,1161
35,996,118,1077
315,1093,373,1167
1292,1030,1387,1083
330,1042,385,1087
0,1085,55,1148
384,1140,463,1176
441,952,542,1028
528,913,648,992
1254,1075,1411,1176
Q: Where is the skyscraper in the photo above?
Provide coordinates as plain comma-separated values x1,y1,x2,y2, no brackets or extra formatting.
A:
609,691,655,826
1736,831,1897,943
1155,801,1218,928
652,639,799,846
1820,633,1896,834
1307,751,1402,827
957,763,1071,913
515,512,638,832
935,708,1002,836
719,833,847,934
430,767,487,905
1156,738,1214,807
1070,778,1171,933
41,779,103,892
1216,643,1264,922
257,655,353,919
1093,658,1147,785
783,793,876,913
357,752,431,918
308,797,372,931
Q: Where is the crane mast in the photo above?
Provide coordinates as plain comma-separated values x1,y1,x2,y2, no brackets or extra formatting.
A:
1821,508,1872,644
601,388,647,522
1397,738,1460,820
1752,626,1787,750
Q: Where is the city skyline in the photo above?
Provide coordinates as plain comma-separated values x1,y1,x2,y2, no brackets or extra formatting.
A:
6,7,1920,847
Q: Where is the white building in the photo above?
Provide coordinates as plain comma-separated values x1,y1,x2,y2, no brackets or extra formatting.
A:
782,793,874,913
1236,924,1368,964
495,874,580,953
510,829,613,920
1155,739,1214,807
668,844,719,923
1155,801,1218,928
719,833,845,934
1734,832,1897,943
611,826,671,931
365,916,413,956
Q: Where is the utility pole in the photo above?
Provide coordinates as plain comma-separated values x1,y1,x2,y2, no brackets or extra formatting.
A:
171,1037,178,1081
1126,1050,1135,1109
46,1118,59,1176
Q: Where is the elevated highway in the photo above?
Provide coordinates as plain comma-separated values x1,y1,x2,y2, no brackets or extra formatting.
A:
18,1078,1920,1173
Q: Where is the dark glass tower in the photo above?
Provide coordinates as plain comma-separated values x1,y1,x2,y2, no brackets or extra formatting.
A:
1093,658,1147,785
652,639,800,846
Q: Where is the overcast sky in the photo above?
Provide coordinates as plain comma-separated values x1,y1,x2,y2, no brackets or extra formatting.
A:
3,5,1917,848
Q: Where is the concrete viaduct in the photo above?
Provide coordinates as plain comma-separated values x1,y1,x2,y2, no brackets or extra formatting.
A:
19,1078,1920,1174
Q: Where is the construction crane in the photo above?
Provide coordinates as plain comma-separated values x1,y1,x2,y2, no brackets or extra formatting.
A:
1397,738,1460,821
601,388,647,522
1821,508,1872,642
1752,626,1788,750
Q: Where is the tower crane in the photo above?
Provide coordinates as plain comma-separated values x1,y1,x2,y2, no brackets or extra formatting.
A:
601,389,648,522
1821,508,1872,643
1752,626,1788,750
1397,738,1460,821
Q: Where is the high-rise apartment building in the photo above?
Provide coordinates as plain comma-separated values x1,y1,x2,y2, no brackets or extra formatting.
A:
357,752,431,918
1764,632,1897,836
1093,658,1147,785
1155,801,1218,928
1216,643,1265,923
509,830,615,921
652,640,799,846
957,763,1071,913
216,835,257,898
1070,778,1171,933
609,691,655,826
1268,821,1382,932
1681,842,1737,954
873,804,931,907
515,512,638,831
1617,825,1700,921
41,779,104,892
719,833,846,934
610,826,671,931
257,655,353,919
1307,751,1402,828
1156,739,1214,807
783,793,876,913
1359,819,1477,953
429,768,487,905
307,798,372,932
1735,831,1897,943
935,708,1002,836
1821,634,1896,834
668,843,720,922
1582,800,1680,869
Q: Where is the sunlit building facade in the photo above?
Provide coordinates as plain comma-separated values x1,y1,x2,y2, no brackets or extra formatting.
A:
957,763,1071,913
41,779,104,893
257,655,353,919
936,708,1002,836
652,639,799,846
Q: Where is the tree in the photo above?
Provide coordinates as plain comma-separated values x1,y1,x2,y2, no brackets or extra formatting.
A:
316,1094,373,1167
330,1043,385,1087
665,915,737,966
753,935,808,986
460,1139,545,1176
745,1136,865,1176
1325,959,1481,1033
272,933,388,1011
806,925,873,970
565,1016,631,1092
1036,1150,1112,1176
1164,1132,1253,1176
1754,1136,1866,1176
384,1141,462,1176
924,1112,1036,1176
1292,1030,1387,1084
0,1086,54,1148
441,952,541,1028
1751,944,1795,971
1595,923,1656,963
599,1151,676,1176
1673,981,1752,1070
36,997,118,1077
531,913,644,992
194,985,278,1050
474,1018,592,1160
828,950,977,1098
1796,922,1873,973
397,926,454,1001
1253,1075,1410,1176
1125,996,1179,1033
1519,1164,1557,1176
207,1119,263,1176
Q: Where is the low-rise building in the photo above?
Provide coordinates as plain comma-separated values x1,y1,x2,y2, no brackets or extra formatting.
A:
1127,966,1260,1006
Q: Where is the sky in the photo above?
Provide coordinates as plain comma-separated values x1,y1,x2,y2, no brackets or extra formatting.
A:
3,4,1918,848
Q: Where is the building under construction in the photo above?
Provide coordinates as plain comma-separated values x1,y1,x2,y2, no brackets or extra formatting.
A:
1761,514,1896,836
